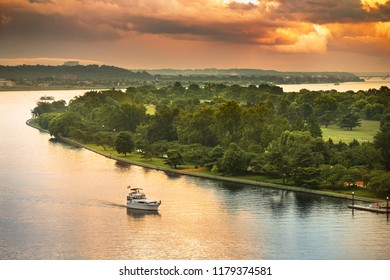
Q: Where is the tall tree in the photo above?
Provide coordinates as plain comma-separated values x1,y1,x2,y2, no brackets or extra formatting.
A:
147,105,179,142
110,103,146,132
314,94,338,127
165,150,184,169
217,143,249,175
266,131,324,184
176,106,218,146
338,113,361,130
374,131,390,171
114,132,134,156
48,111,82,138
214,101,242,146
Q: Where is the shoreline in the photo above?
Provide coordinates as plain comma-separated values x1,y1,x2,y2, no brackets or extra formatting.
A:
26,119,382,204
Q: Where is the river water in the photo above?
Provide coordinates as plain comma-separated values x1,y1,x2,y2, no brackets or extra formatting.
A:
0,83,389,260
279,78,390,92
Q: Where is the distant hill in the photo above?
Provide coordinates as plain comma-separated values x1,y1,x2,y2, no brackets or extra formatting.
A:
0,65,362,85
0,64,153,80
145,68,358,78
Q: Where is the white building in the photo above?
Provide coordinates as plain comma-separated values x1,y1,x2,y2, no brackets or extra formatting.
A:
63,61,79,66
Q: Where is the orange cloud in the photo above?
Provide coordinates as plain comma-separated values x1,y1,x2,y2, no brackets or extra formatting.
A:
0,0,389,70
327,21,390,56
275,24,331,53
361,0,389,12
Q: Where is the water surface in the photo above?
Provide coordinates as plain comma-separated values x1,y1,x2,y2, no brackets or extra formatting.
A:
0,88,389,260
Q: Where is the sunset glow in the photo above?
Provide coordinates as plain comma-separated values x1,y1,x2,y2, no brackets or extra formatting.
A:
0,0,389,71
361,0,389,11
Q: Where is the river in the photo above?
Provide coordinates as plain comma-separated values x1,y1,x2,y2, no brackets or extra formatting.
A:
0,83,389,260
279,78,390,92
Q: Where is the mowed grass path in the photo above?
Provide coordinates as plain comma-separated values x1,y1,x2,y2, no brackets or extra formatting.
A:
321,120,380,143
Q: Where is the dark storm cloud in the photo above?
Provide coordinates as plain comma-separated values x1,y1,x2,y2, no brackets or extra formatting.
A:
0,0,283,45
127,15,279,44
276,0,390,23
0,11,121,42
0,0,389,52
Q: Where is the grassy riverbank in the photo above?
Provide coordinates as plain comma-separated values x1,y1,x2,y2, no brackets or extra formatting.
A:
26,119,385,203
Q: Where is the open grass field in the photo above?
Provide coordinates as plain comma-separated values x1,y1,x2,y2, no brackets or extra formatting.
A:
321,120,380,143
145,104,156,115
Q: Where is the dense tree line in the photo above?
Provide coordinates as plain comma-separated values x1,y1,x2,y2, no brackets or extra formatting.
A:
33,83,390,195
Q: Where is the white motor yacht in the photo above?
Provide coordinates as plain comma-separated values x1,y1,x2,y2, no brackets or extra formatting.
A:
126,187,161,211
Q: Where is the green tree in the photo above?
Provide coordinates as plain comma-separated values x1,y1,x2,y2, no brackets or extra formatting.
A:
285,102,305,130
240,102,281,150
320,164,348,188
114,132,134,156
110,103,146,132
151,140,169,158
172,82,185,95
205,145,225,170
188,83,201,93
314,94,338,127
93,131,115,151
338,113,361,130
48,111,82,138
292,167,321,188
305,117,322,137
374,131,390,170
147,105,179,142
38,113,57,129
214,101,242,146
181,144,210,168
368,171,390,195
217,143,249,175
265,131,324,184
364,103,385,120
165,149,184,169
373,113,390,170
338,142,381,169
176,106,218,146
32,100,66,117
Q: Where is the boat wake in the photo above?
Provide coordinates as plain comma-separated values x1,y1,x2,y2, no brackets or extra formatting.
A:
98,200,127,209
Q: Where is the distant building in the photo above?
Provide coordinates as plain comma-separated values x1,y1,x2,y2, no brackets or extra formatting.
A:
0,79,15,87
61,75,77,80
63,61,79,66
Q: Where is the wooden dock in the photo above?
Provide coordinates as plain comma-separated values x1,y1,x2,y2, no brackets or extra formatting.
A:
347,205,389,214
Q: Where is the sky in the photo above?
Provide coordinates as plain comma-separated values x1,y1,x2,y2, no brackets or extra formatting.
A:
0,0,389,72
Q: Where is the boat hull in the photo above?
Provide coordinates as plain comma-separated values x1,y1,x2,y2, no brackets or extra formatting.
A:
126,201,160,211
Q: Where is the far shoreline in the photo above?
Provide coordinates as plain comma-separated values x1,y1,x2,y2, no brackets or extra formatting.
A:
26,119,384,204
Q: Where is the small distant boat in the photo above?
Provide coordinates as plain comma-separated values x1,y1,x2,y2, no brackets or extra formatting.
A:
126,187,161,211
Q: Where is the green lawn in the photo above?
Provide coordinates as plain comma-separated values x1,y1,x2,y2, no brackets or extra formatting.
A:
85,144,165,166
145,104,156,115
321,120,380,143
